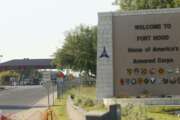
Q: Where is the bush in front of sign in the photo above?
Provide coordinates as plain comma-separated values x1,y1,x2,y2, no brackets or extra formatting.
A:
122,104,153,120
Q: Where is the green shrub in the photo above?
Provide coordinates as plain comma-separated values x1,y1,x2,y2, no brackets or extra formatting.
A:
122,104,153,120
70,93,75,99
83,98,95,107
74,98,82,106
0,71,19,85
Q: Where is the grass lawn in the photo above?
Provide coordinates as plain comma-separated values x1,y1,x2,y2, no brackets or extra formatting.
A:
52,86,180,120
147,105,180,113
148,113,179,120
122,113,180,120
52,95,69,120
52,86,105,120
69,86,96,99
121,105,180,120
147,106,180,120
69,86,107,112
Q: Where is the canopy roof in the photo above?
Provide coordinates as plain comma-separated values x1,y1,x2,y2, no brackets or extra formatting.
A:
0,59,55,70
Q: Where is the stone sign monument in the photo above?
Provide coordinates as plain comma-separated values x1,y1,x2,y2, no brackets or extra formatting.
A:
97,8,180,100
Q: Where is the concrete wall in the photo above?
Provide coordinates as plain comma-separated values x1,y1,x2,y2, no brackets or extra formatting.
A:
96,13,114,100
104,98,180,107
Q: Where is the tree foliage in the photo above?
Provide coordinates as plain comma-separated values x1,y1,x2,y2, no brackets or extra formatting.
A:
0,71,20,85
114,0,180,10
53,25,97,76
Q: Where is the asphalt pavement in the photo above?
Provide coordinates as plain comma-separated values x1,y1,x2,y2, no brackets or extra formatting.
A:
0,85,53,114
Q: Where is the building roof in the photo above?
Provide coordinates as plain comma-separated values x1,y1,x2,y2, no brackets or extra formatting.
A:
0,59,55,70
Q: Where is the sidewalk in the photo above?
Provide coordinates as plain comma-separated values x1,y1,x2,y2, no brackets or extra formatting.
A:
8,92,57,120
66,97,86,120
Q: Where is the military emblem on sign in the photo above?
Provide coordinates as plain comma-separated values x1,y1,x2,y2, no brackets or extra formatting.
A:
144,78,149,84
99,46,109,58
120,79,124,86
137,77,144,85
149,68,156,75
131,79,136,85
162,78,168,84
158,68,165,75
141,68,147,75
134,68,140,75
125,79,131,85
175,68,180,74
167,69,173,74
127,68,132,75
177,77,180,84
150,77,156,84
156,78,161,84
169,77,176,84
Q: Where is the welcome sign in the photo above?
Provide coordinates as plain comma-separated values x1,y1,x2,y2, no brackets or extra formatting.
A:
97,9,180,99
113,10,180,96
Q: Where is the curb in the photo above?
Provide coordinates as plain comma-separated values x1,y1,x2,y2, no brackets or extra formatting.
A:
66,96,86,120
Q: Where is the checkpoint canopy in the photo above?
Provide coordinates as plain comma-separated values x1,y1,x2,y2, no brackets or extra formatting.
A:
97,8,180,99
0,58,55,70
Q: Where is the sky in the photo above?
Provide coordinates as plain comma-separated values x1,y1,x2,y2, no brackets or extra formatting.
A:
0,0,117,62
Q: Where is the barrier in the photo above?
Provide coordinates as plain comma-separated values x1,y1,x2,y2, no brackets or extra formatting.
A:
47,108,53,120
86,104,121,120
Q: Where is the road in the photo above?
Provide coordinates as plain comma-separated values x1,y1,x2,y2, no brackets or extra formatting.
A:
0,86,53,114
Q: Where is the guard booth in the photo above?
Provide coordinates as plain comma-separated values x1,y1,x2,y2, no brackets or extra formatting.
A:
0,58,56,85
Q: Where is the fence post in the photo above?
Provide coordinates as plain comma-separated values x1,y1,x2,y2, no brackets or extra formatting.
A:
57,80,64,99
57,81,61,99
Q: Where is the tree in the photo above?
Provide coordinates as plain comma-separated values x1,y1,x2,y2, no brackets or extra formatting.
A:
114,0,180,10
53,25,97,76
0,71,20,85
